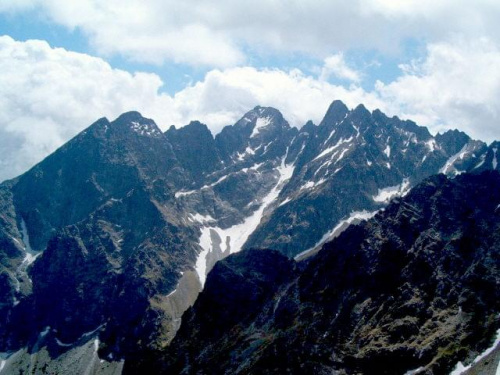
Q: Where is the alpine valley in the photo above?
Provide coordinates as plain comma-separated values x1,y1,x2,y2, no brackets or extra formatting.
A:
0,100,498,374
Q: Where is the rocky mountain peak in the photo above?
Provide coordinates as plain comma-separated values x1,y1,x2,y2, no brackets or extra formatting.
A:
435,128,471,155
165,120,221,183
115,110,144,122
215,105,295,164
236,106,290,135
319,99,349,127
248,107,291,144
398,119,433,142
112,111,163,138
353,102,370,114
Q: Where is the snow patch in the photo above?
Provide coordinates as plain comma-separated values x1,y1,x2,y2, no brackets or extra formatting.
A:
295,142,307,160
313,137,353,162
174,190,196,198
384,145,391,158
40,326,50,337
249,162,264,171
130,121,161,137
300,181,315,191
262,141,274,154
195,150,295,287
175,174,230,198
55,324,104,348
9,236,21,246
14,219,42,292
295,210,377,260
175,162,266,199
195,227,212,286
450,329,500,375
335,146,350,164
425,139,438,152
474,154,486,169
166,288,177,298
245,146,255,155
20,219,34,255
278,197,292,207
372,179,411,203
251,116,272,138
404,367,425,375
353,124,360,137
440,143,472,175
324,129,336,145
299,179,326,192
314,159,332,177
493,148,498,170
55,338,73,347
189,213,215,224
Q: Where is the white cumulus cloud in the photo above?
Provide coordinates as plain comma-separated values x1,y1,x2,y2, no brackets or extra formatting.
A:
3,0,500,67
377,37,500,142
320,53,362,82
0,35,175,181
1,35,500,183
0,36,383,182
171,67,381,134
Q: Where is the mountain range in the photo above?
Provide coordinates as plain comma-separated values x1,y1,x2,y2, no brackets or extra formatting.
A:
133,171,500,374
0,100,498,374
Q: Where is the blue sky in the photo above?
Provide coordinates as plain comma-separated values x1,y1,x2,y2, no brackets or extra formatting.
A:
1,0,500,181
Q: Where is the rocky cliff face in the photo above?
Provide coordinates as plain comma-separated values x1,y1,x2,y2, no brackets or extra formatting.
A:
243,102,490,257
0,101,498,373
0,112,201,366
137,171,500,375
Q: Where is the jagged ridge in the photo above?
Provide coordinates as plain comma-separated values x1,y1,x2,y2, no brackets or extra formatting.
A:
137,171,500,375
0,100,499,373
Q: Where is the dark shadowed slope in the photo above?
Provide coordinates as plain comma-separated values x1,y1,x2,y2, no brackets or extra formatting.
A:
134,171,500,375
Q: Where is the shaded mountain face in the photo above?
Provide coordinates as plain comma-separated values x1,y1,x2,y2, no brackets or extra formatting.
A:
165,121,222,185
0,106,301,369
0,100,498,371
0,112,201,363
137,171,500,375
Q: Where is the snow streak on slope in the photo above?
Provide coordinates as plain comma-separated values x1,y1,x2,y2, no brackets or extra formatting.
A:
449,329,500,375
195,151,295,286
384,145,391,158
372,178,410,203
14,219,41,293
404,367,425,375
195,228,212,286
439,143,476,175
251,116,272,138
312,137,353,162
175,175,229,198
295,210,378,260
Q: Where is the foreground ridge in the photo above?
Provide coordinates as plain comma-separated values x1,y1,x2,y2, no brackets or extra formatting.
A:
135,171,500,375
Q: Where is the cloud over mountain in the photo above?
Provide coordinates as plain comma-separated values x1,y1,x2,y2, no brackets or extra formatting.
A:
1,34,500,182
